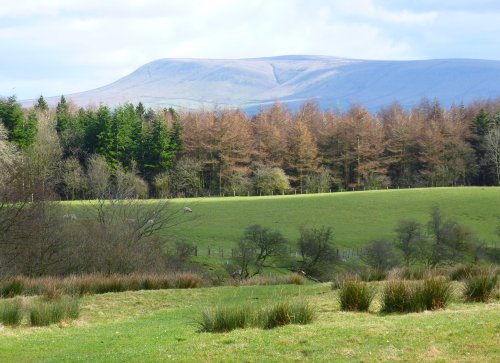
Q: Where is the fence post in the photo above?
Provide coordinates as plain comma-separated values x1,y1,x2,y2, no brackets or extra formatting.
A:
194,246,198,257
208,246,210,256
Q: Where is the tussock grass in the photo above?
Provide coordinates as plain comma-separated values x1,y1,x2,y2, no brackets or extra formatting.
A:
447,264,494,281
29,296,80,327
338,279,375,312
238,274,305,287
199,299,314,333
0,273,206,298
0,299,23,326
199,305,251,333
0,278,25,298
382,277,453,313
464,272,498,302
381,279,424,313
420,277,453,310
261,301,314,329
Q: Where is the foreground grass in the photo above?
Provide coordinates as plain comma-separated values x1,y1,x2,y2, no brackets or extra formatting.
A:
0,283,498,362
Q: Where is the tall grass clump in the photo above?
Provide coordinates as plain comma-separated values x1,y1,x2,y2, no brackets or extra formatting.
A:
199,305,251,333
174,273,204,289
0,299,23,326
381,279,424,313
238,274,305,287
382,277,453,313
464,272,498,302
29,297,80,326
448,264,486,281
261,301,315,329
420,277,453,310
0,278,25,298
338,279,375,312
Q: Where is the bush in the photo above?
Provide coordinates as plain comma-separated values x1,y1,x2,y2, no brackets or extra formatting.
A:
338,279,375,312
464,272,498,302
199,305,251,333
29,297,80,326
381,279,424,313
0,299,23,326
420,277,453,310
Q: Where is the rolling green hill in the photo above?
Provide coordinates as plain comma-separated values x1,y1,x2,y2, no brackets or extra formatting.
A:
166,187,500,251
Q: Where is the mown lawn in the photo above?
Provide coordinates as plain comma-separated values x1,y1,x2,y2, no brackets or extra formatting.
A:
0,283,498,362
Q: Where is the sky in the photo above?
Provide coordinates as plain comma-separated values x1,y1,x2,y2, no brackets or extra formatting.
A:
1,0,500,100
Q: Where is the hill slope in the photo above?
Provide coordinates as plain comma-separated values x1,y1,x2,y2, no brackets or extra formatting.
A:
21,55,500,112
96,187,500,251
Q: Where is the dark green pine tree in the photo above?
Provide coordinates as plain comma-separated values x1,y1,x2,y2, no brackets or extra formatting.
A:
142,116,175,179
56,96,72,133
168,107,183,154
98,104,141,169
12,110,38,148
469,108,493,184
0,95,37,148
34,95,49,112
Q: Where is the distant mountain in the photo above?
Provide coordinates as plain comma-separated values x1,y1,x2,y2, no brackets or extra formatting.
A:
20,55,500,112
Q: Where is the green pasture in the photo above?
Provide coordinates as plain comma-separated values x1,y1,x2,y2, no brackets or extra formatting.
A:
165,187,500,251
0,283,498,362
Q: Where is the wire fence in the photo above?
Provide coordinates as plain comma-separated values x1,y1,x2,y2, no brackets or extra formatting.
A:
171,242,498,260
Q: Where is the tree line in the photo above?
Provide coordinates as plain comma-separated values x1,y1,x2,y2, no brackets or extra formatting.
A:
1,95,500,201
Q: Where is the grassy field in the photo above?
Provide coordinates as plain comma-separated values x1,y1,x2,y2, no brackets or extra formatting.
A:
0,283,498,362
162,187,500,251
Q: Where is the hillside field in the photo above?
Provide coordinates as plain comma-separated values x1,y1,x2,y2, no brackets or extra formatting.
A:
161,187,500,251
0,283,498,362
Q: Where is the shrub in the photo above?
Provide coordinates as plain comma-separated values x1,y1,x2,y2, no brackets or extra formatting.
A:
338,279,375,312
464,272,498,302
29,297,80,326
0,299,23,326
381,279,425,313
199,305,251,333
420,277,453,310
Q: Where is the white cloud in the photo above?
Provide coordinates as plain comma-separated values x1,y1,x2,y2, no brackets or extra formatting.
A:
0,0,498,99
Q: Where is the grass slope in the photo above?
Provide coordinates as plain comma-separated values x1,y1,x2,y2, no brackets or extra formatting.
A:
166,187,500,250
0,284,498,362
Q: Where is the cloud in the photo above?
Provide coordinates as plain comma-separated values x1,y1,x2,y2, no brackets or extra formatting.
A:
0,0,498,99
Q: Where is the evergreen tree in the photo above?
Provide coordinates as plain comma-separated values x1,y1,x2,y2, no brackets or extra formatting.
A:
34,95,49,112
469,108,493,184
142,116,175,178
12,110,37,148
0,96,37,148
56,96,72,133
